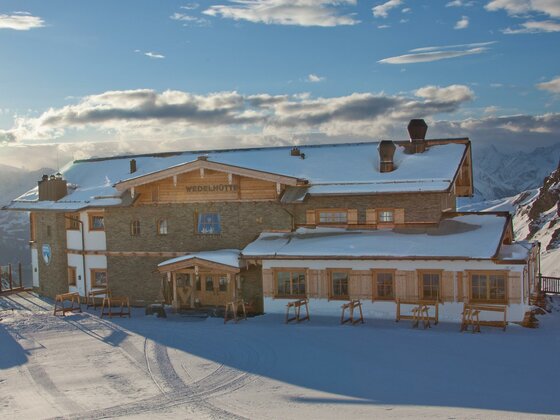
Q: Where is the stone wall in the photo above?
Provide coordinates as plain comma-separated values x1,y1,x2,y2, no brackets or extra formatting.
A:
105,201,292,252
34,212,68,298
240,264,264,314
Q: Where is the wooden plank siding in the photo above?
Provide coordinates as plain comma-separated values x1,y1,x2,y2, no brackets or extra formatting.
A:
135,169,280,204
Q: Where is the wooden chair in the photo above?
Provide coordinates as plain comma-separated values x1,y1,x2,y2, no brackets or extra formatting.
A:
54,292,82,316
285,298,310,323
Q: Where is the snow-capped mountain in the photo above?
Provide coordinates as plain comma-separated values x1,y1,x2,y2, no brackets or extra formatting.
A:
466,142,560,203
461,165,560,276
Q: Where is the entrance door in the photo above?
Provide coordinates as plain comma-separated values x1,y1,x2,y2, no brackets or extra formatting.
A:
200,274,230,306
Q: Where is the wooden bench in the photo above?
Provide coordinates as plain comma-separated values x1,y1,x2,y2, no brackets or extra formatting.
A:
461,303,507,332
340,299,364,325
87,288,111,309
54,292,82,316
396,299,439,326
224,299,247,324
101,296,131,318
285,298,310,323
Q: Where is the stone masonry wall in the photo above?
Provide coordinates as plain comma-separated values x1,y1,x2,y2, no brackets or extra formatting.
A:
34,212,68,298
107,256,164,305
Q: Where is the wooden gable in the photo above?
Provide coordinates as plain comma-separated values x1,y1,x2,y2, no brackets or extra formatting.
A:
134,168,283,204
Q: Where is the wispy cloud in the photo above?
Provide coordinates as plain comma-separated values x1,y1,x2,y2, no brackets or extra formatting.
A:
135,50,165,59
446,0,475,7
0,85,474,143
203,0,359,27
373,0,403,18
307,74,326,83
170,12,210,26
181,3,199,10
379,42,492,64
503,20,560,33
537,76,560,94
454,15,469,29
0,12,45,30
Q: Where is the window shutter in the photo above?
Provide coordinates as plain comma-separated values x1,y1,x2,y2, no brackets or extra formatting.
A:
307,269,320,298
306,210,316,225
394,208,405,224
508,272,522,303
262,269,274,297
442,271,454,302
366,209,377,224
347,209,358,225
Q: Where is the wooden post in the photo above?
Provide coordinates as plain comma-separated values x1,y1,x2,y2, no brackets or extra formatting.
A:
18,262,23,289
8,263,13,291
172,272,178,312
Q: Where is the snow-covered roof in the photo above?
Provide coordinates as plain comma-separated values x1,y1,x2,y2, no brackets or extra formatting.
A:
5,140,468,211
243,214,526,261
158,249,241,270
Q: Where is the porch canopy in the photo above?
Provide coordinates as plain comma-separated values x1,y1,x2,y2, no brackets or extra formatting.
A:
158,249,242,274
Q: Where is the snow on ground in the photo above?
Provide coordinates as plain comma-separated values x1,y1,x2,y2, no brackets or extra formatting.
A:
1,292,560,419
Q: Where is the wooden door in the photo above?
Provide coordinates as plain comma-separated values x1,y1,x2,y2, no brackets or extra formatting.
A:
200,274,230,306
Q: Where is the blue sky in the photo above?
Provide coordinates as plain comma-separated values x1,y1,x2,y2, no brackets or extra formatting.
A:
0,0,559,168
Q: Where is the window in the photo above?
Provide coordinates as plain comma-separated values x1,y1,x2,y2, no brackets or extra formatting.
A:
91,269,108,288
419,271,441,301
66,213,80,230
205,275,214,292
275,270,306,298
218,276,227,292
89,213,105,231
130,220,141,236
378,210,394,224
470,272,506,303
68,266,77,286
330,271,349,300
157,219,168,235
317,210,348,224
197,213,221,235
195,275,201,291
373,270,395,300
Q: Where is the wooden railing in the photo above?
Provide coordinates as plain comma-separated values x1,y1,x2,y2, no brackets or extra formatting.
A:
541,276,560,294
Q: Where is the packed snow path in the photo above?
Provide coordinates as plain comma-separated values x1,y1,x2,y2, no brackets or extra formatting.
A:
1,293,560,419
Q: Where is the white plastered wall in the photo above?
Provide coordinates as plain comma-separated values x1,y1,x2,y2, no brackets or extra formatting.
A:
262,259,528,322
31,247,39,288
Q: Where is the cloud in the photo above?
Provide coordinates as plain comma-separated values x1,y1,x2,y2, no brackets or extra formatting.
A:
455,15,469,29
0,13,45,30
307,74,326,83
410,41,496,52
537,76,560,94
203,0,359,27
145,52,165,59
502,19,560,33
446,0,475,7
181,3,199,10
170,12,210,26
0,85,476,143
377,24,391,29
485,0,560,18
373,0,403,18
379,46,489,64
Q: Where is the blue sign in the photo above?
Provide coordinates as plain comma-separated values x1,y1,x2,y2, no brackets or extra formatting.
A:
42,244,52,265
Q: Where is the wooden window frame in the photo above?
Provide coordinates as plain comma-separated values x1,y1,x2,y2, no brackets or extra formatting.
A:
316,209,348,226
377,209,395,226
67,266,77,286
371,269,396,301
467,270,508,304
273,268,307,299
157,219,168,235
327,269,351,301
90,268,108,288
417,269,443,302
195,212,221,235
88,212,105,232
130,220,141,236
65,213,80,230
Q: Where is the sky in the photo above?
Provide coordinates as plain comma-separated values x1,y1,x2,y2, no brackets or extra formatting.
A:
0,0,559,170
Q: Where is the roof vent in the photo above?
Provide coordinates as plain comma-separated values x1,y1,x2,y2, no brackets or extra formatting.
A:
130,159,137,174
407,119,427,153
378,141,396,173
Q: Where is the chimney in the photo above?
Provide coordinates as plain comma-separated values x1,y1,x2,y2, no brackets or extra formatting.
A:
38,173,68,201
130,159,137,174
290,146,301,157
407,119,428,153
379,141,396,173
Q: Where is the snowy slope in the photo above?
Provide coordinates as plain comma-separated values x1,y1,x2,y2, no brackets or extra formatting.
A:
460,166,560,276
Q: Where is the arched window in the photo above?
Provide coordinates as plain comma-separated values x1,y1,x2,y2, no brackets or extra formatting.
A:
130,220,141,236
